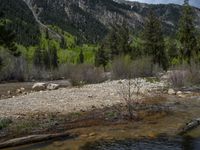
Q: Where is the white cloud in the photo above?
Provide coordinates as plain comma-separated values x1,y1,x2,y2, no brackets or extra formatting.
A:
128,0,200,7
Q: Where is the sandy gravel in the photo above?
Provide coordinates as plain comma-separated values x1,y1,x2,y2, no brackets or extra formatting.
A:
0,79,166,118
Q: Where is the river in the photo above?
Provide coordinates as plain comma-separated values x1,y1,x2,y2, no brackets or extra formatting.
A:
6,136,200,150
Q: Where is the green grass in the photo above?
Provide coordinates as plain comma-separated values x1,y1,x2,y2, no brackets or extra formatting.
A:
105,111,118,119
145,77,160,83
0,118,12,130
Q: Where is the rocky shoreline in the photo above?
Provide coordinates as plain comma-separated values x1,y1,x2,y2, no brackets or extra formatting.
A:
0,78,200,149
0,78,166,119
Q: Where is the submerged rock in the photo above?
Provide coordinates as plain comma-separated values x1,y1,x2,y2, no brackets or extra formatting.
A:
47,83,60,90
179,118,200,135
168,89,176,95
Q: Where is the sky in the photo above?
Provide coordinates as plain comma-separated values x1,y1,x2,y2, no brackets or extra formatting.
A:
129,0,200,8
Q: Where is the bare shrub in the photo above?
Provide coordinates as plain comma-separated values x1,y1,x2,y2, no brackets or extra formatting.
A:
111,56,132,79
0,51,14,81
118,78,144,120
12,57,29,81
36,63,106,84
169,70,189,88
188,62,200,85
27,65,51,81
50,63,74,80
131,57,155,77
69,64,106,85
111,56,159,79
0,50,29,82
169,62,200,87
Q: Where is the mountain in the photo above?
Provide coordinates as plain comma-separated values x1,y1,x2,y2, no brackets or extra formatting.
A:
1,0,200,46
0,0,40,46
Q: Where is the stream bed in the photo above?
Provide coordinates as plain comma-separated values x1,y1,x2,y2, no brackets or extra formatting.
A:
5,136,200,150
81,137,200,150
1,82,200,150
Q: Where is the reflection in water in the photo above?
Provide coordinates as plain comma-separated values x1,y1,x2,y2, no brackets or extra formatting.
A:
182,137,200,150
189,137,200,150
81,137,200,150
182,136,194,150
8,137,200,150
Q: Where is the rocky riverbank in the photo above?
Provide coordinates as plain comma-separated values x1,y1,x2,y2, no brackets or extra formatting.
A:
1,78,200,149
0,78,166,119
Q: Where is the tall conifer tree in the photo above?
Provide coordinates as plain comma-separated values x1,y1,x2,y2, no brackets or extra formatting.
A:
78,49,84,64
95,44,109,70
33,47,43,68
178,0,198,63
143,10,168,70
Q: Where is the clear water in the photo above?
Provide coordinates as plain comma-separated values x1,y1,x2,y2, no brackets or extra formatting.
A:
7,136,200,150
81,137,200,150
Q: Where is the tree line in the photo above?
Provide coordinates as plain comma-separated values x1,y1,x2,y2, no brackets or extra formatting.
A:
95,0,199,70
0,0,199,78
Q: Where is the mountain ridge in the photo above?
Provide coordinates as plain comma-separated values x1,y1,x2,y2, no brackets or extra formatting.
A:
1,0,200,45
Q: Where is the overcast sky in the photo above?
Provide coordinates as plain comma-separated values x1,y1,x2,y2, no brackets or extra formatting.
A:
129,0,200,8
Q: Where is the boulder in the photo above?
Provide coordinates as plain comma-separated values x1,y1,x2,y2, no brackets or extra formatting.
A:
20,87,25,92
176,91,186,98
16,89,22,94
179,118,200,135
176,91,182,95
7,91,11,95
168,88,176,95
32,83,46,91
47,83,60,90
178,94,186,98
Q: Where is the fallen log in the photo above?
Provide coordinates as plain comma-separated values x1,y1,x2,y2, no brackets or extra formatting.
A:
0,132,72,149
178,118,200,135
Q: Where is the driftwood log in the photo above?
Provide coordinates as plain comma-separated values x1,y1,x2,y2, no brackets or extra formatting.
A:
0,132,71,149
179,118,200,135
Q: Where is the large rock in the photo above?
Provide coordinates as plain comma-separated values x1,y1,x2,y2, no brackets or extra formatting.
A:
176,91,186,98
47,83,60,90
179,118,200,135
16,89,22,94
16,87,26,94
32,83,46,91
168,88,176,95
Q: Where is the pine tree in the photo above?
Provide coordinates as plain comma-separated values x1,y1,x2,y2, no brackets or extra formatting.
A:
50,45,58,69
95,44,109,70
143,10,168,70
0,56,3,70
102,23,131,60
33,47,43,68
78,49,84,64
45,29,50,40
178,0,198,63
117,22,131,55
166,38,178,65
43,49,50,69
60,36,67,49
0,14,20,57
107,26,118,59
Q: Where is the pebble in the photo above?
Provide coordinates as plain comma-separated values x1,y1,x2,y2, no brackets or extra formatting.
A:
168,89,176,95
89,132,96,136
0,79,167,118
53,141,63,147
80,134,88,138
7,91,11,95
